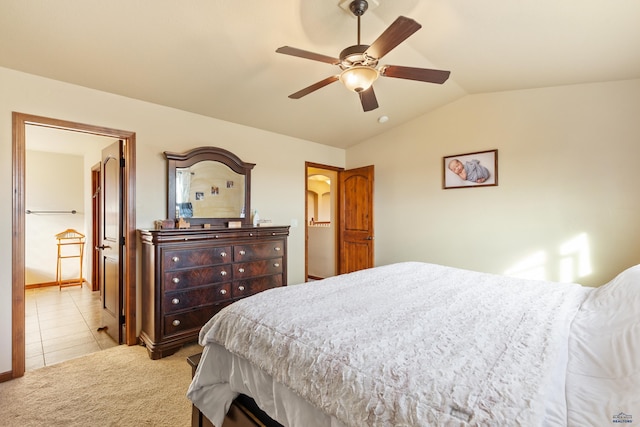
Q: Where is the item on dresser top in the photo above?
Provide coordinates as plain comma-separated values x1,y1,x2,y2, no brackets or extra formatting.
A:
138,225,289,359
156,219,175,230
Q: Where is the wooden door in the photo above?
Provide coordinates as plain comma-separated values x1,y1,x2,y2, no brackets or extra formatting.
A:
99,141,123,343
339,165,374,274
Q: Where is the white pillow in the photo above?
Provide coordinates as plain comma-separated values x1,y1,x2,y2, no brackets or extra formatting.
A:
587,264,640,312
570,264,640,377
565,264,640,425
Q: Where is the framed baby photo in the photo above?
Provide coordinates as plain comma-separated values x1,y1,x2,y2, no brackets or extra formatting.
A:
443,149,498,189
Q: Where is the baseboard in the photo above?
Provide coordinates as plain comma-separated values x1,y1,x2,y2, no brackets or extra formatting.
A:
0,370,14,383
26,279,88,289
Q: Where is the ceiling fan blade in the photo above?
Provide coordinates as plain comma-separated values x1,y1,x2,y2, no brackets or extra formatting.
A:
358,86,379,112
288,75,340,99
276,46,340,65
380,65,450,84
365,16,422,60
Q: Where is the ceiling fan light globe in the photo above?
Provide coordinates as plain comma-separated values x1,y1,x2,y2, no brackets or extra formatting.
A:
339,66,379,93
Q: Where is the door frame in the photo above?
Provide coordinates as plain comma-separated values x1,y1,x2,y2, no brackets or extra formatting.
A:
11,112,137,379
91,163,101,292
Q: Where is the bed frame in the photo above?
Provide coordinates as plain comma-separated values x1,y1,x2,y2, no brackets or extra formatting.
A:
188,353,284,427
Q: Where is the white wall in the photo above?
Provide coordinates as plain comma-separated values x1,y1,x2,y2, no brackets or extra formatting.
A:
307,226,335,278
347,79,640,287
0,66,345,374
25,151,85,285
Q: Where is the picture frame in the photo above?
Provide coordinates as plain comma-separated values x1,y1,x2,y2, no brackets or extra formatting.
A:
443,149,498,189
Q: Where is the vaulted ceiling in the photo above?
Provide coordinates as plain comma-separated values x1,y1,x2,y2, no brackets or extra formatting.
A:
2,0,639,148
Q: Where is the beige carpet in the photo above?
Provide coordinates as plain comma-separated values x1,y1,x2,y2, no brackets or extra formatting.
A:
0,342,203,427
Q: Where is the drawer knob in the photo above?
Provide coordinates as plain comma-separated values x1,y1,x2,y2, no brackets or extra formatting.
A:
215,235,219,239
239,250,246,255
273,263,280,268
172,277,180,284
249,233,254,237
275,247,281,251
238,267,245,273
220,289,227,295
238,285,245,291
171,256,180,262
220,252,227,257
172,320,181,326
171,298,180,305
220,271,227,276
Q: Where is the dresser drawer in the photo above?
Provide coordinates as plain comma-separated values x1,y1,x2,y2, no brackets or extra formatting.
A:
164,265,231,291
163,303,231,336
164,283,232,314
232,275,283,298
233,258,282,279
163,246,231,270
234,240,284,262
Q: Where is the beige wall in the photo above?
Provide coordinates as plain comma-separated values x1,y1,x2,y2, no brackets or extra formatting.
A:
347,79,640,287
0,66,345,374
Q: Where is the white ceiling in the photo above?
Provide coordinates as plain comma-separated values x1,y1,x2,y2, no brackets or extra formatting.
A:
2,0,640,149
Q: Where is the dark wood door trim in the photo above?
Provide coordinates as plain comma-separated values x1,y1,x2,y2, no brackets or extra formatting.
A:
10,112,137,380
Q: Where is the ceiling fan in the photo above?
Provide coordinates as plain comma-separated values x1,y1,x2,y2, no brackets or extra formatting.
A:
276,0,450,112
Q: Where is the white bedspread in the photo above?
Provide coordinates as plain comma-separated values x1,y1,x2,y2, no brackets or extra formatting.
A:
189,262,591,426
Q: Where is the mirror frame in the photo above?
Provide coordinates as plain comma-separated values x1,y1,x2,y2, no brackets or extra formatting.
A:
164,146,255,227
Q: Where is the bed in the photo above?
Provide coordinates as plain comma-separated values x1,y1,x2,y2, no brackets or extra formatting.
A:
187,261,640,426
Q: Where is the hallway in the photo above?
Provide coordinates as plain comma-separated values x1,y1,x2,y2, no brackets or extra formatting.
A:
25,285,118,371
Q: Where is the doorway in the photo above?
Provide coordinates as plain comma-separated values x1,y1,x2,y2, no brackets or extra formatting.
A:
11,112,137,379
304,162,374,282
305,162,375,280
306,163,339,280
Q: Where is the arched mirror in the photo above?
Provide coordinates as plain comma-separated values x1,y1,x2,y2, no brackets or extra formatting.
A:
165,146,254,227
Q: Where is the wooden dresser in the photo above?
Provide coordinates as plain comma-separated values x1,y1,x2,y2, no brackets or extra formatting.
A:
139,225,289,359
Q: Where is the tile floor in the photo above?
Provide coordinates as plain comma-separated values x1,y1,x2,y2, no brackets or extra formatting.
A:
25,284,119,371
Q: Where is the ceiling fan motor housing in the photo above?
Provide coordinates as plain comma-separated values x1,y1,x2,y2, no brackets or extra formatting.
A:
339,44,378,69
349,0,369,17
